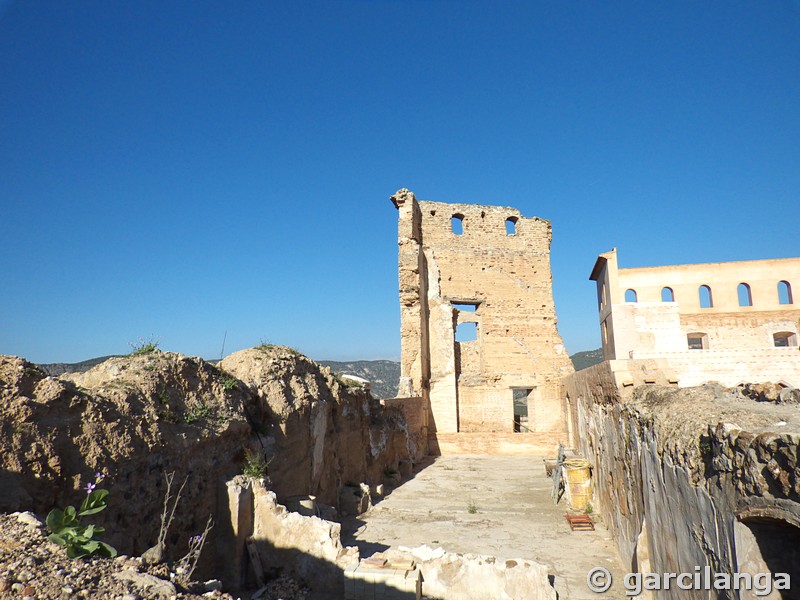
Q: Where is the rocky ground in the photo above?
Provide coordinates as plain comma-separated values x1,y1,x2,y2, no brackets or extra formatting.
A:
0,512,309,600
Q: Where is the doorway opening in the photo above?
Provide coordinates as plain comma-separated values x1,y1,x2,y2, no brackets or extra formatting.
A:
513,388,533,432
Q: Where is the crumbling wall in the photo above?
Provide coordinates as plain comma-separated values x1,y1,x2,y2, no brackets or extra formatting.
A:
564,365,800,597
1,347,417,590
391,189,573,442
220,347,414,508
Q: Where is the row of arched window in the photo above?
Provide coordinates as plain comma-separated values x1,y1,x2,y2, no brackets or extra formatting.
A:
447,212,519,236
624,281,794,307
687,331,798,349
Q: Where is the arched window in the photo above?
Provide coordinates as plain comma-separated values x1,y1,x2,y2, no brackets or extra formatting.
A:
773,332,798,347
661,287,674,302
451,214,464,235
778,281,793,305
505,216,518,235
738,283,753,307
687,332,708,350
699,285,713,308
625,289,638,303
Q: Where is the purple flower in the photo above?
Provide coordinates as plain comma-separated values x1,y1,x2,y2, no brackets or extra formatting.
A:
190,535,202,545
85,482,96,495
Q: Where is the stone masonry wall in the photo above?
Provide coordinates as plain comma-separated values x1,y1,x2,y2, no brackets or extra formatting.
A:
392,189,573,440
563,364,800,598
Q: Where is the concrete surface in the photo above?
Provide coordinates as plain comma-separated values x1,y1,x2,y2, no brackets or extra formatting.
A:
342,455,625,599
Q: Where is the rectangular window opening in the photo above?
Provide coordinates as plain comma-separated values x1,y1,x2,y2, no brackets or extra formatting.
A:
452,302,478,312
455,321,477,342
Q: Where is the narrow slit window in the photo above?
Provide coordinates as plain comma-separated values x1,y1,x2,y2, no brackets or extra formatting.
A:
625,289,638,303
737,283,753,307
778,281,793,305
661,287,674,302
699,285,713,308
455,321,477,342
451,214,464,235
505,217,518,235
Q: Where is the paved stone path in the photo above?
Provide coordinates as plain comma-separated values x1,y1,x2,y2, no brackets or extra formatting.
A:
342,455,626,599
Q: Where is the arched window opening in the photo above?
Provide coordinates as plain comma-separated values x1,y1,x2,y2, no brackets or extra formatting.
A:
451,214,464,235
505,216,518,235
778,281,793,305
738,283,753,307
625,289,638,303
687,332,708,350
661,287,674,302
455,321,477,342
773,332,798,348
699,285,713,308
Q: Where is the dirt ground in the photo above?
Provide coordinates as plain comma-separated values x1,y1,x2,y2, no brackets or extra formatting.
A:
342,455,626,599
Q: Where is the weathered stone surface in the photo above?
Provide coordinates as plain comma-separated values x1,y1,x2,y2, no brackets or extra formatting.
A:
390,545,556,600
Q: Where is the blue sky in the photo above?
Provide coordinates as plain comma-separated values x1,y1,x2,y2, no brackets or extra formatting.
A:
2,1,799,363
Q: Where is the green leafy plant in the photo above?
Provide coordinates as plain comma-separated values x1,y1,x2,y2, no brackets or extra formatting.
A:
467,500,478,514
220,375,238,392
129,335,160,356
586,503,594,515
242,449,271,479
46,474,117,559
184,400,214,423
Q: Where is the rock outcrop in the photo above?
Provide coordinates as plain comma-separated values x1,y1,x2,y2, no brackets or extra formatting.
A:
220,346,412,508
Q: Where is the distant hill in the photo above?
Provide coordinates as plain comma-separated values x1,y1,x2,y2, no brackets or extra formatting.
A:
570,348,603,371
318,360,401,400
38,349,602,397
38,355,121,377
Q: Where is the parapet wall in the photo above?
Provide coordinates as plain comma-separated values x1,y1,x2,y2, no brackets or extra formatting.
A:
563,364,800,596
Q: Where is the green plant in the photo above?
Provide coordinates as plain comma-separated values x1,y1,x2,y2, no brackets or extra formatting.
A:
258,339,276,351
242,449,271,479
129,335,160,356
699,437,713,458
220,375,238,392
467,500,478,514
185,400,214,423
46,474,117,559
586,503,594,515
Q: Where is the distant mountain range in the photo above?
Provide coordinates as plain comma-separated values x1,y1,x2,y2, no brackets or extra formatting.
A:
37,349,604,400
318,360,401,400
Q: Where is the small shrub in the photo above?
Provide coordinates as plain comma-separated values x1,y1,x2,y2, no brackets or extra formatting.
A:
467,500,478,514
242,449,270,479
699,437,713,458
586,503,594,515
46,473,117,559
185,401,214,424
129,335,160,356
220,376,238,392
258,339,276,351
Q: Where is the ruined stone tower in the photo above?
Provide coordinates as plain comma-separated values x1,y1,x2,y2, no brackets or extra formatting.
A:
391,189,574,453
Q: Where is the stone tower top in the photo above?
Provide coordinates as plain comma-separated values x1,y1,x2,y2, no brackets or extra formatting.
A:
390,188,416,208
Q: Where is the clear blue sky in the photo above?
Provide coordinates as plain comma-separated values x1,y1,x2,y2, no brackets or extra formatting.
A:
2,1,799,363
